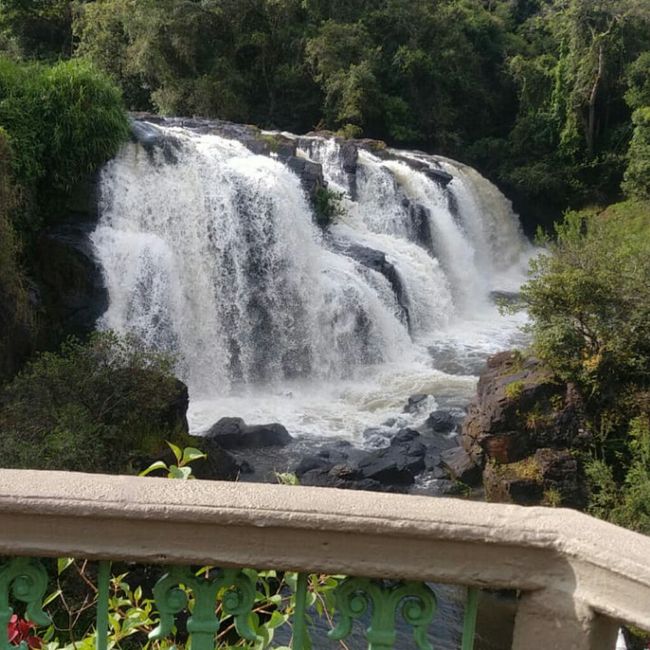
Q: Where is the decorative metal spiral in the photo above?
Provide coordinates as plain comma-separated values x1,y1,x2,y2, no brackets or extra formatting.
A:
0,558,51,650
328,577,437,650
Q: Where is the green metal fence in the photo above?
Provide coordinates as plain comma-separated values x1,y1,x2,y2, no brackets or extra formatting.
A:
0,558,479,649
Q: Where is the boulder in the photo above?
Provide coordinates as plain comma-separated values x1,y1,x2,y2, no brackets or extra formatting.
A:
425,410,456,434
440,447,481,486
205,417,292,449
299,464,390,492
403,393,430,414
284,156,325,203
408,202,434,251
461,351,589,466
189,437,241,481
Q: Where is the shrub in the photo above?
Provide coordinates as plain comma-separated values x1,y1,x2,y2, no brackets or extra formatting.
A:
521,201,650,400
313,186,344,228
0,332,187,473
0,56,129,232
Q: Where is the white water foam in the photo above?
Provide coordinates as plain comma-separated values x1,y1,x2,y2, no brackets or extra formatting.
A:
94,124,532,440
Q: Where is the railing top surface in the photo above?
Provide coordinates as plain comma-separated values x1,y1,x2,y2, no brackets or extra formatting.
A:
1,468,650,633
0,469,648,577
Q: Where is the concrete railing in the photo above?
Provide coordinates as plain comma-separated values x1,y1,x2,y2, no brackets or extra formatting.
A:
0,469,649,649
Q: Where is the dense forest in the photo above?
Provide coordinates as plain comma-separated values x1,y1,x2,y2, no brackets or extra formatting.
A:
0,0,648,225
0,0,649,533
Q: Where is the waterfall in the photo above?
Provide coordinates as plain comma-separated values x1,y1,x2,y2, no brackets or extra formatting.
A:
93,121,531,437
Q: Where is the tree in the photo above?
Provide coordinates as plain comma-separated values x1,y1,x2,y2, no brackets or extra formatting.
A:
522,202,650,392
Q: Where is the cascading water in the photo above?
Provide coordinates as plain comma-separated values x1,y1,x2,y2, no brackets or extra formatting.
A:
93,120,531,439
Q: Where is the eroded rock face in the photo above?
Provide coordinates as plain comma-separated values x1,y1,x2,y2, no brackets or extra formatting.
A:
462,351,589,466
35,223,108,344
483,448,586,509
462,351,590,508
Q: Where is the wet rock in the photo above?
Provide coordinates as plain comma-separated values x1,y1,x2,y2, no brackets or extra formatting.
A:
440,447,481,486
294,454,333,477
284,156,325,203
356,428,426,485
34,223,108,344
408,202,434,251
425,410,456,434
299,464,390,492
189,437,241,481
206,417,292,449
333,242,410,329
403,393,429,414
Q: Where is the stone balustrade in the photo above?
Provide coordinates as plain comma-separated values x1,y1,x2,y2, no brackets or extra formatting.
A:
0,469,649,649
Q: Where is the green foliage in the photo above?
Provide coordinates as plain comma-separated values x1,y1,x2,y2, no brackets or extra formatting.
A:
313,186,344,228
0,332,186,473
586,416,650,535
522,199,650,533
623,107,650,200
0,0,75,60
139,442,206,479
504,379,525,400
66,0,650,226
0,56,129,232
521,201,650,398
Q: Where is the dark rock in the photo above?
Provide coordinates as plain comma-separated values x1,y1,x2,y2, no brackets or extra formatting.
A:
482,447,585,508
340,141,358,174
408,202,434,251
356,428,426,485
461,351,589,466
440,447,481,486
333,242,410,330
299,464,391,492
34,223,108,343
294,454,333,477
403,393,429,414
206,417,292,449
189,436,240,481
238,461,254,474
131,120,181,164
426,410,456,434
534,448,586,509
165,379,190,433
357,455,415,484
284,156,325,203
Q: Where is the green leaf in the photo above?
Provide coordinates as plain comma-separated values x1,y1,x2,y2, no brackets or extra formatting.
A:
166,441,183,463
57,557,74,575
181,447,206,465
43,590,62,607
168,465,192,479
139,460,168,477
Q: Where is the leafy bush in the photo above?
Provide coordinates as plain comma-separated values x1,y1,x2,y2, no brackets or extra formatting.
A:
313,187,344,228
521,200,650,534
0,332,187,473
521,201,650,399
0,56,129,232
586,416,650,535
